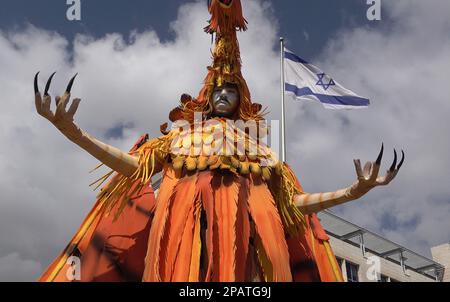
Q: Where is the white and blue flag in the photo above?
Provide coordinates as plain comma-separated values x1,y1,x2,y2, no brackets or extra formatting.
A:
284,48,370,110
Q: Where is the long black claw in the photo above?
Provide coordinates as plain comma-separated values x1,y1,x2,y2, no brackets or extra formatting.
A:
376,143,384,165
44,72,56,96
66,73,78,94
34,72,40,94
397,150,405,170
390,149,398,172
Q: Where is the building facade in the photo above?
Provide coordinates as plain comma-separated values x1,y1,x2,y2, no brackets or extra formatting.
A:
318,211,449,282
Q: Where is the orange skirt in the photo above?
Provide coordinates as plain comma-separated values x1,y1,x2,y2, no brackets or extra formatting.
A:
39,135,342,282
40,167,342,282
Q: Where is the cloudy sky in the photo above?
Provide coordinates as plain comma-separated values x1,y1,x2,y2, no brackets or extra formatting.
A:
0,0,449,281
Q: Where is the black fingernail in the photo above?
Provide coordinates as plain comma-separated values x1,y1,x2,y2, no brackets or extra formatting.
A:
44,72,56,96
397,150,405,170
390,149,398,172
66,73,78,94
34,72,40,94
376,143,384,165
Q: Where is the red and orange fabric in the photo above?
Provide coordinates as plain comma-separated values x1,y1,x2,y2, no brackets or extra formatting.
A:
40,137,343,282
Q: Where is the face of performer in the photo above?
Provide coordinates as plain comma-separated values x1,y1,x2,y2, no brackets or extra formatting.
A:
211,83,240,118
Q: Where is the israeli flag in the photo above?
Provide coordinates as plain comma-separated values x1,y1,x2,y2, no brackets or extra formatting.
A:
284,48,370,110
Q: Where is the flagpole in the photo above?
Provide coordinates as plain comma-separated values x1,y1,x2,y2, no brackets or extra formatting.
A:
280,37,287,163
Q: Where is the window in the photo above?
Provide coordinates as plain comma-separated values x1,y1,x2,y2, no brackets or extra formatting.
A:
336,257,344,268
346,262,359,282
378,274,389,282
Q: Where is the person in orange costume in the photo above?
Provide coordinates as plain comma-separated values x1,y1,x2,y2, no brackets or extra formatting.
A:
35,0,404,282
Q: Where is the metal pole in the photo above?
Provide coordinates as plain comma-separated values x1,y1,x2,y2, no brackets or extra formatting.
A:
400,251,406,274
280,37,287,163
359,233,366,257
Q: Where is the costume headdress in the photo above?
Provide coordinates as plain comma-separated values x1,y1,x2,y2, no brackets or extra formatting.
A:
169,0,265,124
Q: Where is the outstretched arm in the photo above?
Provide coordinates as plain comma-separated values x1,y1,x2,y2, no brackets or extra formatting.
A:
295,145,405,215
34,72,139,177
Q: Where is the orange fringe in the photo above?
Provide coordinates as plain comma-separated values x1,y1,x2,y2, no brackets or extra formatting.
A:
170,179,201,281
235,176,251,281
211,173,240,281
160,174,199,281
142,166,179,282
247,175,292,282
197,172,215,281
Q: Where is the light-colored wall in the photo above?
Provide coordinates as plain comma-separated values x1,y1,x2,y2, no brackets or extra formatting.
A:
329,236,437,282
431,243,450,282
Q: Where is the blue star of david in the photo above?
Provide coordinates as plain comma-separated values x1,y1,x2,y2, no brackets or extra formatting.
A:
316,73,336,91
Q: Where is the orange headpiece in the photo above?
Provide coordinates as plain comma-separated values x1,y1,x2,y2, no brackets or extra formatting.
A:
169,0,265,124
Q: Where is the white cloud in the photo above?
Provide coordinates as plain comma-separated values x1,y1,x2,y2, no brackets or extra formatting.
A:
0,253,42,282
0,0,448,282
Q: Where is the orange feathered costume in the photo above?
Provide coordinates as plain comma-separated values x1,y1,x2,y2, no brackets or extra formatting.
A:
40,0,343,282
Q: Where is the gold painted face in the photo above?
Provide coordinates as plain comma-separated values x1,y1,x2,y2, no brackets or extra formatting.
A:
211,83,240,118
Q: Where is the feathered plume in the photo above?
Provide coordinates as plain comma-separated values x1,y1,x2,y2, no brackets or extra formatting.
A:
205,0,248,33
